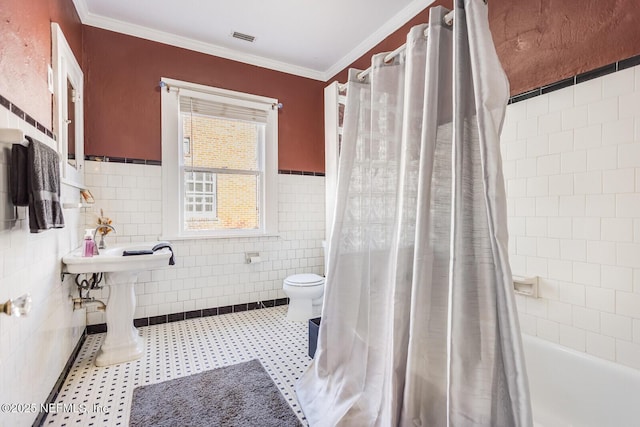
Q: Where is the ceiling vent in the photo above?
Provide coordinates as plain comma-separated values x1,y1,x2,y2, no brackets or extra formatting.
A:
232,31,256,43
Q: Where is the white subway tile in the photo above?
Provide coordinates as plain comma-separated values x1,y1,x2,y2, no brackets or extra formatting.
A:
588,97,619,125
508,217,526,236
548,217,572,238
602,117,634,146
537,318,559,342
559,281,586,306
561,150,587,173
536,196,559,216
603,67,635,98
634,319,640,344
573,171,602,195
518,117,539,140
603,168,635,193
561,239,586,261
618,143,640,170
572,217,600,240
573,262,602,288
538,111,562,135
559,195,585,217
586,332,616,361
585,194,616,217
506,101,527,121
586,240,616,265
616,239,640,269
635,219,640,243
586,146,618,171
562,105,588,130
585,286,614,312
517,236,537,257
616,339,640,370
527,257,549,277
526,296,548,318
548,174,573,196
516,158,537,178
619,91,640,120
601,265,633,291
601,312,632,340
559,324,586,352
573,306,600,332
526,135,549,158
527,176,549,196
601,218,633,242
574,78,602,106
537,155,561,176
548,130,574,154
507,178,527,197
514,198,535,217
501,121,518,143
526,217,547,237
537,238,560,259
519,313,537,336
503,160,516,180
549,86,574,112
548,259,573,282
616,291,640,316
505,141,527,161
616,194,640,217
548,300,573,325
574,124,602,150
526,94,549,118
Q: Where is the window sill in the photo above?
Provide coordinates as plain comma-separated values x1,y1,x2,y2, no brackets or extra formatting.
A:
159,232,280,241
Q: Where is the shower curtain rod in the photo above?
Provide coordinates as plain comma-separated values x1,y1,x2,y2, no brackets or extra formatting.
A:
355,10,454,82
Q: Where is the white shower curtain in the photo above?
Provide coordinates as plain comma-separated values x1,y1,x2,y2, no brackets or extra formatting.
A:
296,1,532,426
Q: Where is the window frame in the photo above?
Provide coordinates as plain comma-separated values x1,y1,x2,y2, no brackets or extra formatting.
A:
161,78,279,239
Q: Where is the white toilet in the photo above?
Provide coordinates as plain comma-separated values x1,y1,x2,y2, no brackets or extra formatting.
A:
283,242,327,321
282,273,325,321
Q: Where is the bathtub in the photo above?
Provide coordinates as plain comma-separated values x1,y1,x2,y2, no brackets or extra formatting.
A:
522,334,640,427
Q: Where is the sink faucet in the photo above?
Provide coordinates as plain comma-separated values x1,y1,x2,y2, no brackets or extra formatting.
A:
94,224,116,250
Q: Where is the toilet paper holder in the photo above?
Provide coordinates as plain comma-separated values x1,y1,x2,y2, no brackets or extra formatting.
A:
245,252,261,264
513,275,539,298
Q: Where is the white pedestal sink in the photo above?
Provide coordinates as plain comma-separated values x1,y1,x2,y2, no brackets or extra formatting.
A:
62,242,173,366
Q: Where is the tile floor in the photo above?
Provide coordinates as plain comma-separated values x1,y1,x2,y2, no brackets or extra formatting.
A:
45,306,311,426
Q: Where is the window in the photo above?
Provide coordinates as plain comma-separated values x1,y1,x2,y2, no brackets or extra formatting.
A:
161,78,278,238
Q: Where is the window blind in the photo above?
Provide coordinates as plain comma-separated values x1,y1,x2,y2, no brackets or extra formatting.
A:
179,96,269,123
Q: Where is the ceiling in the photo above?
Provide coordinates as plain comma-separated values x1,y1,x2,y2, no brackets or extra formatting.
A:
72,0,435,81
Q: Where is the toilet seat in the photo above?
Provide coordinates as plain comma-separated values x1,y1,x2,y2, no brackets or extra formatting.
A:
284,273,324,287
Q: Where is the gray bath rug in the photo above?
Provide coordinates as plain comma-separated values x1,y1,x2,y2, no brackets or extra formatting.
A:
129,359,302,427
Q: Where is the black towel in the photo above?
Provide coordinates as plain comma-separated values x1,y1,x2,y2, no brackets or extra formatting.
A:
26,136,65,233
10,144,29,206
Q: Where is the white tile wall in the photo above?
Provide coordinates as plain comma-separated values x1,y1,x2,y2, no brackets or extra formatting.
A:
83,161,325,325
0,105,85,427
502,65,640,370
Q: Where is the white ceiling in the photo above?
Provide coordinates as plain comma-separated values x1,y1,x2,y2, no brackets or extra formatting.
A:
72,0,435,81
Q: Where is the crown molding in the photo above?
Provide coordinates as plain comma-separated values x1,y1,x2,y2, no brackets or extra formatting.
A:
71,0,325,81
323,0,435,80
72,0,434,82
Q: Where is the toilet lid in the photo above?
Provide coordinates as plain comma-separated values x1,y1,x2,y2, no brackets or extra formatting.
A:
285,273,325,287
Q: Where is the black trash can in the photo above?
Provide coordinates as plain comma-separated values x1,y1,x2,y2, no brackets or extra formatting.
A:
308,317,321,358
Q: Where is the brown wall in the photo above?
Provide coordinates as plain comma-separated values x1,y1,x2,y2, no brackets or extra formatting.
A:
0,0,82,128
82,27,326,172
331,0,640,96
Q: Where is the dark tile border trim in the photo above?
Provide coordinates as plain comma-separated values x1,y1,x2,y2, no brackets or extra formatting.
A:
509,53,640,104
35,331,87,426
86,298,290,334
0,93,56,140
85,155,162,166
279,169,325,177
84,157,325,176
